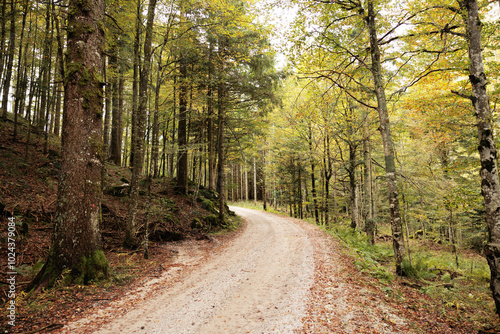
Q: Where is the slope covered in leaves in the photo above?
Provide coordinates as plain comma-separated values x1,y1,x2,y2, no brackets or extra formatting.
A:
0,116,238,333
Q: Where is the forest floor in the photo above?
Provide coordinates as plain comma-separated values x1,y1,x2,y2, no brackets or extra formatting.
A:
1,118,500,333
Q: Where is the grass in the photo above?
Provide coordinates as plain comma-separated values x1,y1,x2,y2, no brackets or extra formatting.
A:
227,200,265,211
209,213,244,236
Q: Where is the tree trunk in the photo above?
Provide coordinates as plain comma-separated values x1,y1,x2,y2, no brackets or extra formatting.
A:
110,49,123,166
298,163,303,219
29,0,108,288
129,0,141,168
349,143,358,229
245,158,249,201
42,16,55,156
12,3,28,141
309,125,319,224
216,79,226,223
323,134,333,225
1,0,15,120
125,0,157,249
151,48,163,178
459,0,500,317
207,42,217,191
102,56,111,160
169,75,177,178
0,0,7,105
253,157,257,205
363,123,375,243
38,3,52,129
366,0,405,275
363,122,374,221
262,152,267,211
52,0,65,137
177,56,189,194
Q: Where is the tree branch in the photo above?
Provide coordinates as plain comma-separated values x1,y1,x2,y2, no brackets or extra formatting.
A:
451,90,474,101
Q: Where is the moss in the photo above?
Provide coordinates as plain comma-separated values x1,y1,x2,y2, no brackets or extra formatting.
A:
201,198,217,214
65,62,84,82
191,218,204,230
89,134,104,160
76,250,109,284
204,214,220,227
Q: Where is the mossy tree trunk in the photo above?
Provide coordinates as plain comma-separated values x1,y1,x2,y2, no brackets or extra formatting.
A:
29,0,108,288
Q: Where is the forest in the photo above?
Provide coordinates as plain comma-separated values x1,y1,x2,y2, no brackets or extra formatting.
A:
1,0,500,332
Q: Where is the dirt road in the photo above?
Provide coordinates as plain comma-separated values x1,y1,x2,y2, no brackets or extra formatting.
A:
65,207,316,333
56,207,466,334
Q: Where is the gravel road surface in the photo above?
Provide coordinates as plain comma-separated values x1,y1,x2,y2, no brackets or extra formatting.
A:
89,207,315,334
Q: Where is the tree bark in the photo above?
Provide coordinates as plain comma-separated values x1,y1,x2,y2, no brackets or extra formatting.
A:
13,2,28,140
363,122,374,221
309,125,319,224
1,0,15,120
216,79,226,223
349,143,358,229
363,123,375,244
37,2,52,129
102,55,111,160
458,0,500,317
262,152,267,211
29,0,108,288
177,56,189,194
253,157,257,205
151,48,164,178
0,0,7,105
110,48,122,166
207,42,217,191
129,0,141,168
52,0,65,137
365,0,405,275
125,0,157,248
323,134,334,225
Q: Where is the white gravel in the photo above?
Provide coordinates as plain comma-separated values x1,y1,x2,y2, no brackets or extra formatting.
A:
71,207,315,334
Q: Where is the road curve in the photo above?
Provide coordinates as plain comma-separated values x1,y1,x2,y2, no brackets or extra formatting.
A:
93,207,315,334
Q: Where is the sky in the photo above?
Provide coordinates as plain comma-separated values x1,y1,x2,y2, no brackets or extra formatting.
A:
251,0,299,69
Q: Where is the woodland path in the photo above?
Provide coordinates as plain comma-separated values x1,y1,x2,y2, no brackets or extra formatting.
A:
59,207,411,334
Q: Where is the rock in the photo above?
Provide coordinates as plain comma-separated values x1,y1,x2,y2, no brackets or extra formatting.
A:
105,184,130,197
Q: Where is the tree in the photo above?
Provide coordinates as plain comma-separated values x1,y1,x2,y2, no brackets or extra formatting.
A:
405,0,500,316
364,0,405,275
286,0,407,273
1,0,15,120
125,0,157,249
29,0,108,287
458,0,500,317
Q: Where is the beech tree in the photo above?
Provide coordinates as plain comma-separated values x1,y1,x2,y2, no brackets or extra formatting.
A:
459,0,500,317
286,0,407,273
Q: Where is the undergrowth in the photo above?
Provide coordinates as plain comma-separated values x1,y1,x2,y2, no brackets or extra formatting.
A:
325,224,395,284
323,223,497,330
